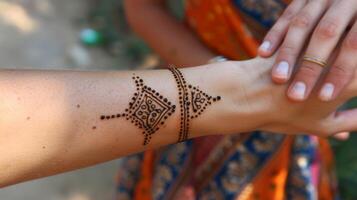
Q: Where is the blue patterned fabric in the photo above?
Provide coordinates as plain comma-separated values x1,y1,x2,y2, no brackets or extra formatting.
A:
115,1,338,199
232,0,287,28
198,132,285,199
286,136,317,200
116,153,144,199
152,140,193,200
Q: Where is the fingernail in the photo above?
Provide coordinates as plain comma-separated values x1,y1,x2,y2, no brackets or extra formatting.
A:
319,83,335,101
259,41,271,52
290,82,306,100
275,61,290,79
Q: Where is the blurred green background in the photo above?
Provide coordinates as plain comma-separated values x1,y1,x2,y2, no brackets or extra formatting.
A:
333,98,357,199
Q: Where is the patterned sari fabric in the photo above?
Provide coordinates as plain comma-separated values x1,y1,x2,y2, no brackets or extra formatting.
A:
116,0,339,199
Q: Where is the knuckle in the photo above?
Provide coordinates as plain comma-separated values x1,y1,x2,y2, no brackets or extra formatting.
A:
329,64,354,84
279,45,298,57
314,18,340,39
266,28,281,41
281,6,297,21
299,63,321,77
312,0,326,4
311,0,331,7
331,64,351,76
344,31,357,50
290,12,312,29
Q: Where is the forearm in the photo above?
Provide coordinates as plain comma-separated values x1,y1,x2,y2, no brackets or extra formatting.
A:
3,57,354,187
124,0,215,66
0,63,259,187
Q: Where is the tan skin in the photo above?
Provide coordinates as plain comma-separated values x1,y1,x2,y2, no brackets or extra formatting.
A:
1,58,357,188
128,0,357,102
1,0,356,189
260,0,357,102
124,0,215,67
124,0,351,139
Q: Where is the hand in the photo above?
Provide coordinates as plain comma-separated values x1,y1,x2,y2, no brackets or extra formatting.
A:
258,0,357,102
225,57,357,137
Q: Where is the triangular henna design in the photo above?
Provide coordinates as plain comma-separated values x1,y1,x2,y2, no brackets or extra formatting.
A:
100,75,176,145
169,67,221,142
189,85,221,119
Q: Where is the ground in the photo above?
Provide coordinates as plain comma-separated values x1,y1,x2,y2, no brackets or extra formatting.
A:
0,0,126,199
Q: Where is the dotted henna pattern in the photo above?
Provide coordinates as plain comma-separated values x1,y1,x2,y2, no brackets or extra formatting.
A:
100,75,176,145
169,67,221,143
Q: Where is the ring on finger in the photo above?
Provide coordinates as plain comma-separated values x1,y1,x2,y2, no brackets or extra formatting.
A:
302,55,328,68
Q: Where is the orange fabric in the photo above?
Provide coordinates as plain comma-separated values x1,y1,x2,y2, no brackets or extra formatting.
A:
135,150,155,200
184,1,336,199
238,137,293,200
318,139,337,200
185,0,259,59
134,0,336,199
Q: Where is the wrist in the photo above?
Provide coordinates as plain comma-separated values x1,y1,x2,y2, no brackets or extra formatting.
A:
225,59,275,132
212,58,277,134
180,58,275,137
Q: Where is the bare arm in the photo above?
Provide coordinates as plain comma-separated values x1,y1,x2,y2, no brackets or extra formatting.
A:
124,0,215,66
0,62,251,187
1,57,357,187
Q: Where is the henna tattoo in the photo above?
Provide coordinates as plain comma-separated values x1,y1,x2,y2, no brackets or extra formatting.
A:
100,75,176,145
169,67,221,143
170,67,190,143
99,68,221,145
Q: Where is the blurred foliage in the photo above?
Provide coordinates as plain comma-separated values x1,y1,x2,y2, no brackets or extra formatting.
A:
332,98,357,200
88,0,357,198
334,135,357,200
86,0,152,65
167,0,185,20
84,0,184,66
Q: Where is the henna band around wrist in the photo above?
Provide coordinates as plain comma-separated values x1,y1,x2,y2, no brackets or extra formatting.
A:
169,66,221,143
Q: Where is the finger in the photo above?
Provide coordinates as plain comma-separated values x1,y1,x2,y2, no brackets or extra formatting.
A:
258,0,307,57
331,108,357,133
344,62,357,97
319,21,357,101
332,132,350,140
288,1,357,101
272,0,329,83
